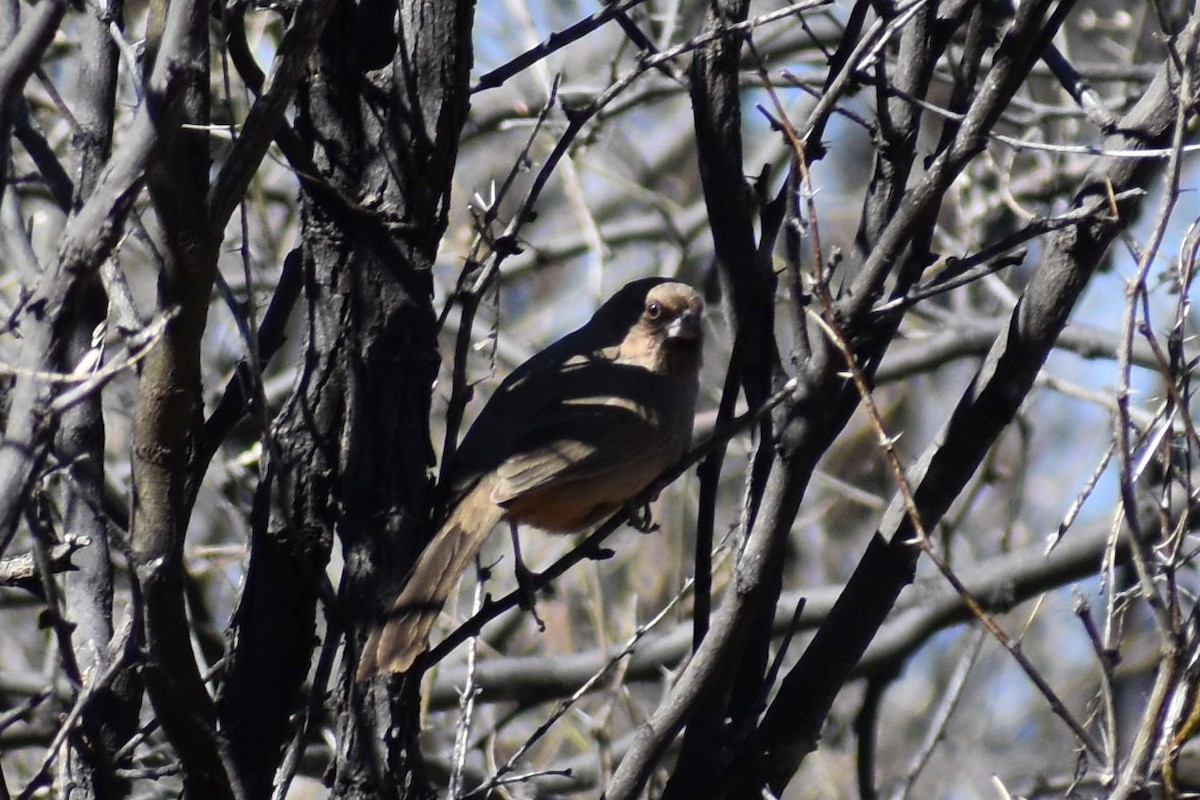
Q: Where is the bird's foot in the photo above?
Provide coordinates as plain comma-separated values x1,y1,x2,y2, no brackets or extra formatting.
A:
626,500,659,534
513,560,546,632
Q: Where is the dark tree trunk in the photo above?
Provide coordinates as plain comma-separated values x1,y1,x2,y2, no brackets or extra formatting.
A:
216,0,474,797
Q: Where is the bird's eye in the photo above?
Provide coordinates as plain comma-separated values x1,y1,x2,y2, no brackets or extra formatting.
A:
645,301,663,320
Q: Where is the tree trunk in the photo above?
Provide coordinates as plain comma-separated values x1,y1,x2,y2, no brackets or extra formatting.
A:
216,0,474,796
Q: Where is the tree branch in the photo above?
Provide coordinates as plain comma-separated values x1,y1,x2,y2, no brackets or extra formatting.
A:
747,6,1196,791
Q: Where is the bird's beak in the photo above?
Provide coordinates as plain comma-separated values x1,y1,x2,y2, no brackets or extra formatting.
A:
667,310,702,342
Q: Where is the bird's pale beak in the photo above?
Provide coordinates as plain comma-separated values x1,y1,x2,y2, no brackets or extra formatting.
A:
667,310,702,341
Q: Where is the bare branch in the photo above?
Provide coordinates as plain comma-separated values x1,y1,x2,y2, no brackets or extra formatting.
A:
0,533,89,590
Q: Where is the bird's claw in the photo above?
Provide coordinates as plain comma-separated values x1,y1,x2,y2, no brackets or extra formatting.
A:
513,561,546,632
626,501,659,534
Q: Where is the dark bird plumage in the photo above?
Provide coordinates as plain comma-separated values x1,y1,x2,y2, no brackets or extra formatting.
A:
356,278,703,678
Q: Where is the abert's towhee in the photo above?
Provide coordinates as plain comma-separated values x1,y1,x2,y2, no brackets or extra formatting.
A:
356,278,703,679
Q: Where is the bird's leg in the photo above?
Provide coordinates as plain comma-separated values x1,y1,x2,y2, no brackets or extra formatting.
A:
508,521,546,632
625,499,660,533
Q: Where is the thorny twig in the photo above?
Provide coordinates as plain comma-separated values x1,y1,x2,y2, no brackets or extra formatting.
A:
466,578,693,797
763,59,1109,763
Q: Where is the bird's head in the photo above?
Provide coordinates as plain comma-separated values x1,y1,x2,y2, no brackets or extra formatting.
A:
593,278,704,373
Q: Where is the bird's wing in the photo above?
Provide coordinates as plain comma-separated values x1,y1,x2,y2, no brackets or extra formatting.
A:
453,352,683,506
491,387,672,504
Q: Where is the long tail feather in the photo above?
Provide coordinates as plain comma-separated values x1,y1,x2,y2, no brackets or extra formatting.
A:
357,478,504,678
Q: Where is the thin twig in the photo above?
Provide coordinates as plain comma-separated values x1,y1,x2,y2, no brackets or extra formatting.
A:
889,627,986,800
269,584,343,800
0,534,90,589
449,573,487,799
459,0,832,310
0,309,174,390
15,610,136,800
1111,16,1196,647
437,78,562,492
472,0,653,92
808,302,1104,762
467,579,693,797
1074,593,1119,780
768,67,1110,760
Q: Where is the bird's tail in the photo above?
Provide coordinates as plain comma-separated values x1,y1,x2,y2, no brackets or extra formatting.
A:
356,478,504,679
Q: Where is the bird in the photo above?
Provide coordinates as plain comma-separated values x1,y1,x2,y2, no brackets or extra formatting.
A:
356,277,704,679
